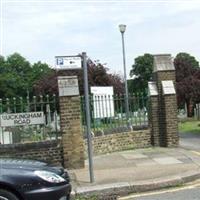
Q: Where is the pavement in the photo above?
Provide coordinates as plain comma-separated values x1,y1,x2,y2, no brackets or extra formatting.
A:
69,134,200,199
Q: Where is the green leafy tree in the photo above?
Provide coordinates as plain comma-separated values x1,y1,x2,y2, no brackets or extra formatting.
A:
129,53,153,93
0,73,22,97
28,61,53,92
0,53,32,97
0,53,52,98
0,56,5,73
5,53,31,74
31,62,52,80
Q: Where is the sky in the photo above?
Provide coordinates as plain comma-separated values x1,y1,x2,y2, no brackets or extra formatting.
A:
1,0,200,78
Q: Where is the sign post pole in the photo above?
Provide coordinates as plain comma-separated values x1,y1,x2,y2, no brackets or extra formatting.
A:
82,52,94,183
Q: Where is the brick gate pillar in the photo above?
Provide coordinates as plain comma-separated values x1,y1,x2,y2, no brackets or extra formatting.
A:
149,54,179,147
148,82,160,146
58,76,85,169
162,81,179,147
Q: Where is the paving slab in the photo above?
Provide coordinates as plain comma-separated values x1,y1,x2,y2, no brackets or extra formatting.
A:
153,157,183,165
179,158,193,164
120,153,148,159
135,159,157,166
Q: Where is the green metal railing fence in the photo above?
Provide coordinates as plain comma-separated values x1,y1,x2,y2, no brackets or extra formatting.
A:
81,93,149,134
179,103,200,120
0,95,60,144
0,93,149,144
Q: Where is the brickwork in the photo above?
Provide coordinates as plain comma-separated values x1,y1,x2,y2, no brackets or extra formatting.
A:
0,140,63,166
154,71,176,87
149,54,179,147
163,94,179,146
154,71,176,146
159,95,167,147
149,96,160,146
59,96,85,169
84,130,151,156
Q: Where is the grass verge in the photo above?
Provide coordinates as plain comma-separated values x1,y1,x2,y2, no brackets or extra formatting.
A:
179,120,200,134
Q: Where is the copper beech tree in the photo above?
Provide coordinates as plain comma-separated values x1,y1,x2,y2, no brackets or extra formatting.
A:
174,53,200,116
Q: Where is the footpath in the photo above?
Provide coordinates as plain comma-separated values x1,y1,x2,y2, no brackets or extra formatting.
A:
69,147,200,199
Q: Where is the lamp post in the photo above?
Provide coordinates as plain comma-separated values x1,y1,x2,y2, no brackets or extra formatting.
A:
119,24,130,124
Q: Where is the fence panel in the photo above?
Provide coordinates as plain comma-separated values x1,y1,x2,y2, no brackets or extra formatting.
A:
81,93,149,135
178,105,187,119
0,95,60,144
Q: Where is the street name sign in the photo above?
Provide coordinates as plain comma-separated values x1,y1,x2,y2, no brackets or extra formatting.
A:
0,112,44,127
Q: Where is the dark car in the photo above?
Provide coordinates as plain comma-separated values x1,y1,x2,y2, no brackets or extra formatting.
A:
0,159,71,200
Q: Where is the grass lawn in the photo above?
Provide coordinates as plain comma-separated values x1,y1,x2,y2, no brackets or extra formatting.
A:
179,120,200,134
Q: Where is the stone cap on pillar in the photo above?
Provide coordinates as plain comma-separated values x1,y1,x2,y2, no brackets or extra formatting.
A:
148,81,158,96
153,54,175,72
162,80,176,95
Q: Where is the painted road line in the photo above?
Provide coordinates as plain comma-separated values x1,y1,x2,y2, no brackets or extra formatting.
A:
190,150,200,156
119,182,200,200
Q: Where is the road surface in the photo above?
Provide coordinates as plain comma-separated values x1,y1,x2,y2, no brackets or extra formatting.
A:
180,132,200,151
119,181,200,200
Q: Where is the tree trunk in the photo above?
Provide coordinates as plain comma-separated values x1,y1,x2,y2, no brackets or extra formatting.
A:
186,99,194,117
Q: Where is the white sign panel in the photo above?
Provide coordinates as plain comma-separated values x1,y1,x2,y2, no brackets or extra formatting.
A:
0,129,12,144
162,80,176,95
58,76,79,96
0,112,44,127
91,86,114,119
55,56,82,70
